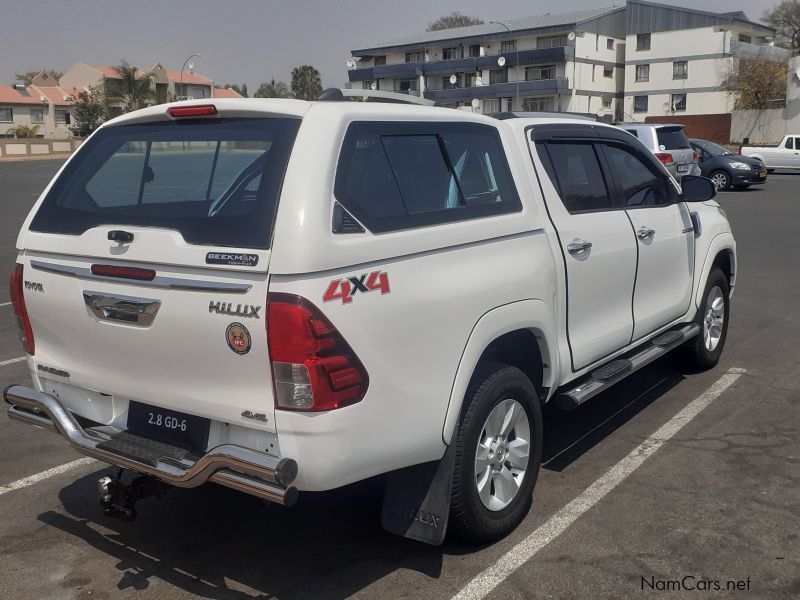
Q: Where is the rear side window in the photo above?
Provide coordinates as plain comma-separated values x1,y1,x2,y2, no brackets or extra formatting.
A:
656,127,690,150
334,122,521,233
538,142,612,213
30,118,300,249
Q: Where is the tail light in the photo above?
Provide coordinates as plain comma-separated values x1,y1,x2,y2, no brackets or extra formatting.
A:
692,151,699,162
655,152,674,165
738,146,743,154
9,264,35,354
168,104,217,118
267,293,368,411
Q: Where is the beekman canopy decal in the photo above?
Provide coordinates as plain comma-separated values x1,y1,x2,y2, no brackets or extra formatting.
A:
206,252,259,267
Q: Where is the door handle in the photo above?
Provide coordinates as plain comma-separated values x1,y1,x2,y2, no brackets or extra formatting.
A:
566,239,592,255
83,292,161,327
637,227,656,241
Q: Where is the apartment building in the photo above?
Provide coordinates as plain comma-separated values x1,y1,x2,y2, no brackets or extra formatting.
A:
623,0,789,124
348,6,628,117
0,73,74,139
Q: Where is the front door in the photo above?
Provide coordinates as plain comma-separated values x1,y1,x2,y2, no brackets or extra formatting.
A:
532,137,637,371
599,143,695,339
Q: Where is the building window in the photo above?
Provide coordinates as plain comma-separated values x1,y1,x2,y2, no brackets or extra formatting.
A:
634,95,648,113
490,68,508,84
636,33,651,51
405,51,424,63
602,97,612,109
393,78,418,93
501,40,517,54
607,38,615,50
442,74,462,89
635,64,649,82
362,81,376,90
526,65,556,81
537,35,569,48
482,99,499,114
30,108,44,123
374,56,386,66
469,44,481,58
523,97,555,112
673,61,688,79
671,93,687,112
55,109,71,124
739,34,752,43
0,108,12,122
442,46,463,60
604,66,614,78
464,72,476,87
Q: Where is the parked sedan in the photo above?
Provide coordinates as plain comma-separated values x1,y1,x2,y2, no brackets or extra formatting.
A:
689,138,767,191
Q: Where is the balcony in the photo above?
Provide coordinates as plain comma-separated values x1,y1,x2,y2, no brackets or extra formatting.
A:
730,41,791,62
423,78,570,103
347,46,574,83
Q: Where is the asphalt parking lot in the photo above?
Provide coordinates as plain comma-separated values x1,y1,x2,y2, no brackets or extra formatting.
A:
0,158,798,600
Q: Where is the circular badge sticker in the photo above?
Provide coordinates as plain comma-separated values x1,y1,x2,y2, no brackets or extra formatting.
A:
226,322,251,355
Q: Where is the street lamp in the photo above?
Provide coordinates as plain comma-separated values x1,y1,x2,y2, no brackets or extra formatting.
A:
490,21,520,111
179,54,200,99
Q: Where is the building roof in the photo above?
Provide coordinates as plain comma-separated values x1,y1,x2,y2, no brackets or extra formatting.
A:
626,0,775,36
352,6,622,54
34,86,74,106
213,87,243,98
166,70,213,85
0,85,43,105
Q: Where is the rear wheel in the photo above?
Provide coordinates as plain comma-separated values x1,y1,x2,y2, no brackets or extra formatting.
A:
449,363,543,543
709,170,731,191
683,268,729,370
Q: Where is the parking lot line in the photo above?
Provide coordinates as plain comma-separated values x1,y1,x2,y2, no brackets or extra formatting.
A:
0,302,11,308
0,357,26,367
0,457,96,497
452,367,746,600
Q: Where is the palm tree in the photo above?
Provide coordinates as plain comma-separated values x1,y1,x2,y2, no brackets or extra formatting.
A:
290,66,323,101
104,61,155,114
9,124,41,138
254,79,292,98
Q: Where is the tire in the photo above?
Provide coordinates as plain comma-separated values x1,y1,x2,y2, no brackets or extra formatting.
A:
449,363,543,544
767,169,775,174
683,267,730,370
733,184,750,190
709,170,731,191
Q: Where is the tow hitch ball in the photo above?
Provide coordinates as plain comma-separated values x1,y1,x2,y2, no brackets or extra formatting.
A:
97,471,168,522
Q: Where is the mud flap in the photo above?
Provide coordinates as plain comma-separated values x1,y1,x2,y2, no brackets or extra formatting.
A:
380,443,455,545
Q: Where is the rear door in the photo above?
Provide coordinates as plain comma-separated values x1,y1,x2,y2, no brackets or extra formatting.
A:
599,140,694,339
532,128,637,371
656,126,695,175
20,115,300,433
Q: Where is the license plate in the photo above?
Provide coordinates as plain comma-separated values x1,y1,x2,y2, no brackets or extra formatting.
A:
127,401,210,452
677,164,688,173
759,171,767,177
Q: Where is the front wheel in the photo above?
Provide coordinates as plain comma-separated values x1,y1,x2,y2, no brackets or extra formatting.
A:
767,169,775,174
709,170,731,191
683,268,730,370
449,363,543,543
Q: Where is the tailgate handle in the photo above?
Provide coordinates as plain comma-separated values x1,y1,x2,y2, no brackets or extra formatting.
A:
83,292,161,327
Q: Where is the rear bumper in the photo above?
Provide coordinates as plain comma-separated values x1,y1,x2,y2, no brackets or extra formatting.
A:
4,385,298,506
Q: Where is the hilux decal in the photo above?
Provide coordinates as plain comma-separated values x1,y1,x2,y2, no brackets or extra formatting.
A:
24,281,44,292
209,301,262,318
323,271,391,304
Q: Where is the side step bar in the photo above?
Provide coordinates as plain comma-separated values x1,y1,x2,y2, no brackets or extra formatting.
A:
556,324,700,410
4,385,298,506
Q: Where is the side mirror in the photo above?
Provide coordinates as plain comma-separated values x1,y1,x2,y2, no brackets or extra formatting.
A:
681,175,716,202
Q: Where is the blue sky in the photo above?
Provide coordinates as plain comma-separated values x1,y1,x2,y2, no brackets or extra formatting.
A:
3,0,778,92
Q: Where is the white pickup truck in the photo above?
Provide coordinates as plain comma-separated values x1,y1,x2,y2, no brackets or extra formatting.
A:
5,97,735,545
740,134,800,171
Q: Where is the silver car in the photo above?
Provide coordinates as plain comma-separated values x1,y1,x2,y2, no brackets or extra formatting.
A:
619,123,701,181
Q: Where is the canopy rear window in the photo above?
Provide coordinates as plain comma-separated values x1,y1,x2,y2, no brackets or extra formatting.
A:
30,118,300,249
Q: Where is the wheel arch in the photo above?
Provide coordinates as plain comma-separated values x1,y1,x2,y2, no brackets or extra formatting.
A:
442,299,558,445
695,233,736,309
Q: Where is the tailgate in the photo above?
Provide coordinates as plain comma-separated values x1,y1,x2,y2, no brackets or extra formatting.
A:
17,114,301,435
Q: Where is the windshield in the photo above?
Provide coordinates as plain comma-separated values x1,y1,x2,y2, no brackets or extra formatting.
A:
30,118,300,249
693,140,732,156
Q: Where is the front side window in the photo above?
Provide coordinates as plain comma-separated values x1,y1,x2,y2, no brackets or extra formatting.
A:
634,95,648,113
601,144,675,207
671,94,687,112
538,142,612,213
637,33,651,51
673,61,688,79
334,122,521,233
30,118,300,249
635,64,649,82
784,137,794,149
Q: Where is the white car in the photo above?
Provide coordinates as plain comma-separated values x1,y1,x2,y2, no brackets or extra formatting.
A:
5,97,735,544
740,134,800,172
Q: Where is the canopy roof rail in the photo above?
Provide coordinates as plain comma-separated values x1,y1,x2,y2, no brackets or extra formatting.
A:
318,88,436,106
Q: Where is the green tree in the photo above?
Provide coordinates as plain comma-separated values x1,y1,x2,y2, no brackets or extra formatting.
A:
255,79,292,98
725,57,788,109
225,83,249,97
763,0,800,50
15,69,63,85
290,65,323,101
8,124,41,138
104,61,155,115
426,12,484,31
69,88,105,136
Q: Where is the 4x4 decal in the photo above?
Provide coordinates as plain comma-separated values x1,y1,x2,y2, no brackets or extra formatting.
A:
323,271,390,304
